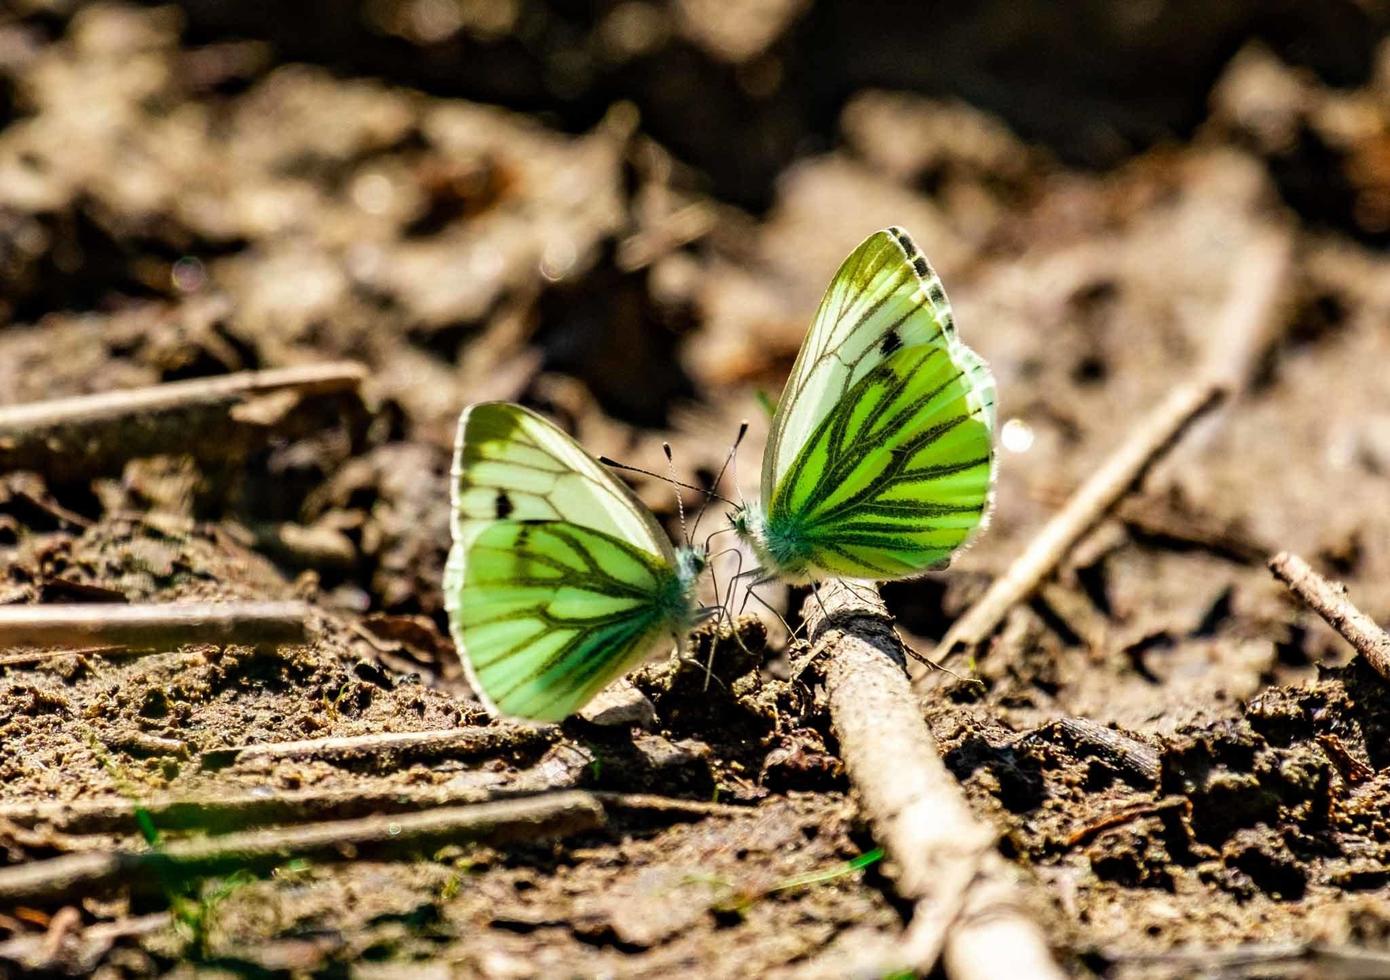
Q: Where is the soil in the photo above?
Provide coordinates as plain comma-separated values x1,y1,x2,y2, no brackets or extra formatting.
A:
2,3,1390,977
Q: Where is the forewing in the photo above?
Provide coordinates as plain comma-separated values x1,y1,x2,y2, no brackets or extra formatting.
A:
453,520,681,721
448,402,674,562
763,227,971,495
766,228,996,579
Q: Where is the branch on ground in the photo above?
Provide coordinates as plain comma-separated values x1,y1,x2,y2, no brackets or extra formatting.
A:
1268,551,1390,682
802,581,1064,980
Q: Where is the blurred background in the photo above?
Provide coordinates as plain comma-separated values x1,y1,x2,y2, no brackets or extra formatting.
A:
6,5,1390,970
1,0,1389,657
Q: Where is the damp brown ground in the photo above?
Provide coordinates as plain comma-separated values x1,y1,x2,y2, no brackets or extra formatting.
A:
1,4,1389,977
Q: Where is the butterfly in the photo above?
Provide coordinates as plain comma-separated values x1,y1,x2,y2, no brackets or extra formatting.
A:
731,227,996,583
443,402,705,722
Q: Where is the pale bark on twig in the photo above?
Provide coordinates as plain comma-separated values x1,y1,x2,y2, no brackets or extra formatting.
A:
199,725,555,771
0,602,309,651
0,361,366,478
803,581,1064,979
932,229,1293,664
1268,551,1390,682
0,792,604,903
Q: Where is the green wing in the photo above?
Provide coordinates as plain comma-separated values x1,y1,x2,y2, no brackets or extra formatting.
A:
761,228,996,580
444,403,691,722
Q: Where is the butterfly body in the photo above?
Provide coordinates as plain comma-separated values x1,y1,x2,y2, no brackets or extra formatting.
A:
734,227,996,583
445,402,700,722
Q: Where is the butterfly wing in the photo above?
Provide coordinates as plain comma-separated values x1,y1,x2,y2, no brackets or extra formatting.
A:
444,402,689,721
761,227,996,580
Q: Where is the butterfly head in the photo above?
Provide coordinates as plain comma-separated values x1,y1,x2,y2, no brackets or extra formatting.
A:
730,500,768,539
675,546,707,583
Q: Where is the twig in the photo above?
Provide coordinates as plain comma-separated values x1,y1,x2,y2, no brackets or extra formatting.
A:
0,792,604,903
933,229,1292,663
0,784,747,838
199,726,554,771
0,602,309,650
933,382,1223,660
803,581,1063,979
589,792,751,820
0,645,128,669
0,362,366,479
1062,796,1189,848
1268,551,1390,682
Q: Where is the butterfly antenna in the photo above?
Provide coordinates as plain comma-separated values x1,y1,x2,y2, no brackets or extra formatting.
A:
663,442,690,549
731,426,748,508
597,456,734,506
690,420,749,540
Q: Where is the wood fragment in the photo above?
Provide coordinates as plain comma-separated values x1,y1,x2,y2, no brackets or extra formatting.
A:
1016,717,1162,785
1268,551,1390,683
0,793,605,903
0,602,309,651
1316,734,1375,785
933,230,1292,664
105,732,188,759
0,362,366,479
199,725,555,771
803,581,1063,979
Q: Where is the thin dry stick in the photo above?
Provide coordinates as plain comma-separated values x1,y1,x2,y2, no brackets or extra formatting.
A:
0,785,747,839
1269,551,1390,682
0,602,309,651
933,229,1293,663
0,792,604,903
199,725,555,771
0,645,128,669
803,581,1063,979
933,382,1223,661
0,361,366,478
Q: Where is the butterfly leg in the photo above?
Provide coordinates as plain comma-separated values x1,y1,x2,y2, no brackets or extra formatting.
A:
808,579,832,623
703,547,769,691
839,579,881,606
739,585,795,641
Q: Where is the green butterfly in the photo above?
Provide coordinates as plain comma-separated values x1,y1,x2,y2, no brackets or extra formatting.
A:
731,227,996,582
444,403,704,722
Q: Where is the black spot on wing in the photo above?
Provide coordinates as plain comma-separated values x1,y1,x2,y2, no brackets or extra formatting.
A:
913,256,929,278
495,490,514,518
880,330,904,355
